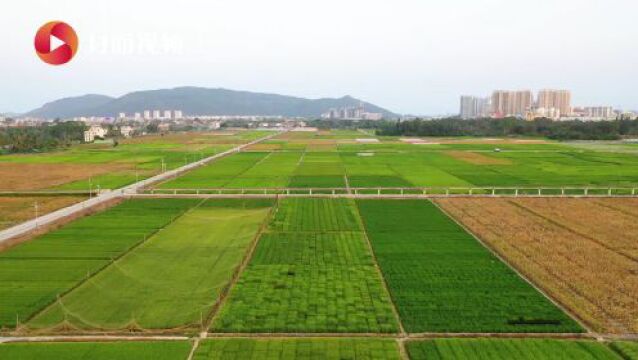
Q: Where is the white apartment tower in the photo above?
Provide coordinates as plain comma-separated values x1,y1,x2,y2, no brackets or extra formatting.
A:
460,96,491,119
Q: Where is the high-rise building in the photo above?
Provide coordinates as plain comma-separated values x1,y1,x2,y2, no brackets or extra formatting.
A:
537,90,571,117
174,110,183,119
134,112,142,121
152,110,161,119
460,96,491,119
143,110,151,120
491,90,533,118
118,112,126,119
163,110,172,119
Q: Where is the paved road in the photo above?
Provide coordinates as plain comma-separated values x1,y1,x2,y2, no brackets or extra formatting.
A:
0,132,280,245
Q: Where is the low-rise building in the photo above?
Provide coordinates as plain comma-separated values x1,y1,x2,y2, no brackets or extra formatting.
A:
119,126,134,138
84,125,108,142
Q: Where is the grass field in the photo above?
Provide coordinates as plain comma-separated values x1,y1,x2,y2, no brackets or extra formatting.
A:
27,199,273,331
0,196,86,230
211,198,399,333
193,338,400,360
0,199,198,330
0,341,191,360
158,132,638,189
611,342,638,359
406,339,622,360
356,199,582,333
436,198,638,334
0,130,269,191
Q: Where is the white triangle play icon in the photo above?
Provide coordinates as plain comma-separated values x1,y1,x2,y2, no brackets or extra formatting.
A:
50,34,65,51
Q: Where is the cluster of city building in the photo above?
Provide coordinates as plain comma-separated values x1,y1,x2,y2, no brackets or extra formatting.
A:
460,90,632,121
321,103,384,120
117,109,183,121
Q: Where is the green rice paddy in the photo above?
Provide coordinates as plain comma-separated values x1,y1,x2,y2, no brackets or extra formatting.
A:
356,199,582,333
0,341,191,360
211,198,399,333
27,199,273,331
159,138,638,189
0,199,197,329
193,338,401,360
406,339,622,360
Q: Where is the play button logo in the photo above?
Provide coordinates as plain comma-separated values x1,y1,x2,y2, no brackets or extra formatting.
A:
34,21,78,65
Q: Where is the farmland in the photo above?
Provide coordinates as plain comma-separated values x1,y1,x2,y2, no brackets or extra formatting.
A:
356,199,581,333
611,342,638,359
27,199,273,331
193,338,401,359
0,131,268,191
0,341,191,360
211,198,399,333
0,196,86,230
157,131,638,189
2,130,638,358
406,339,622,360
0,198,198,330
436,198,638,334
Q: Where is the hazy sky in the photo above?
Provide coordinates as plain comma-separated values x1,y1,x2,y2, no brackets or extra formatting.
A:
2,0,637,114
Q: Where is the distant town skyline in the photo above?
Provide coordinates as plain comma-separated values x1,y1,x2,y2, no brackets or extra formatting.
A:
460,89,625,121
2,0,638,115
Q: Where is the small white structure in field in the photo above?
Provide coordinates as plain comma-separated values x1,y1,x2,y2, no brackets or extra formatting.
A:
84,125,108,142
119,126,134,138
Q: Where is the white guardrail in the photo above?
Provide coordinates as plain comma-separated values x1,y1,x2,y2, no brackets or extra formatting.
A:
0,132,281,245
144,186,638,197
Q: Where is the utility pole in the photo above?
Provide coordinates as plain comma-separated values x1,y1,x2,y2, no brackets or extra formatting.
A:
34,201,39,228
89,177,92,198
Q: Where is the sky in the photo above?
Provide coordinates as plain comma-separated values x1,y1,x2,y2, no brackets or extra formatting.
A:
1,0,637,115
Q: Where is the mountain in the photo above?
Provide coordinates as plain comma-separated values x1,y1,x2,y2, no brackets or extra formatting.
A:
26,94,115,119
24,87,398,119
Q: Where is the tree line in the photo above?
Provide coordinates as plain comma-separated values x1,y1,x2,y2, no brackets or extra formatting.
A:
0,121,87,153
376,117,638,140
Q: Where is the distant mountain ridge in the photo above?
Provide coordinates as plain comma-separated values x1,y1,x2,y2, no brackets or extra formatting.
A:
25,87,398,119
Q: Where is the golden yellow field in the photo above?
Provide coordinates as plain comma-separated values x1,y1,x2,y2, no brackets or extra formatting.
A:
0,196,86,230
445,151,513,165
435,198,638,334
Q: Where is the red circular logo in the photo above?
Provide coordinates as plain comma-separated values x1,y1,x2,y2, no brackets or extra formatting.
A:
34,21,78,65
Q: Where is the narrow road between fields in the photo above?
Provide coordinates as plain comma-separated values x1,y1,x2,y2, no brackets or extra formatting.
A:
0,132,282,246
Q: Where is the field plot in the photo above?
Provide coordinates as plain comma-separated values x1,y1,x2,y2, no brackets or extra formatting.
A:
27,199,273,331
406,339,621,360
212,198,398,333
159,136,638,189
611,342,638,359
193,338,400,360
0,341,191,360
436,198,638,334
0,130,267,191
356,199,581,333
288,153,347,188
0,199,197,330
0,196,86,230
